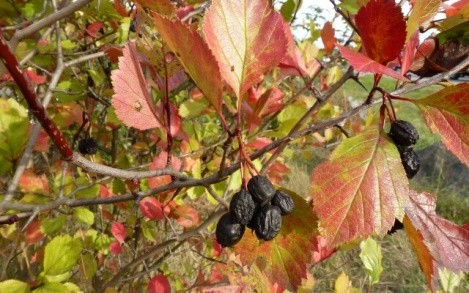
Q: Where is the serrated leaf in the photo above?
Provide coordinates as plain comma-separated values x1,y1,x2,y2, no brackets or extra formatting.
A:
359,237,383,285
73,208,94,226
234,189,318,291
334,272,356,293
355,0,406,64
0,280,30,293
203,0,287,99
40,215,67,235
153,14,223,113
43,235,82,277
405,190,469,272
0,99,29,167
311,127,409,247
403,215,439,291
111,42,163,130
406,0,441,42
337,45,409,81
412,83,469,166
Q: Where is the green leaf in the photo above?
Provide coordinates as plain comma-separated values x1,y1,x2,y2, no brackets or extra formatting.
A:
359,237,383,285
141,220,157,242
179,99,209,118
60,40,76,51
438,267,464,293
32,282,69,293
41,215,67,235
73,208,95,226
0,98,29,165
63,283,82,293
43,235,82,277
0,279,30,293
74,177,100,199
80,254,97,280
280,0,301,22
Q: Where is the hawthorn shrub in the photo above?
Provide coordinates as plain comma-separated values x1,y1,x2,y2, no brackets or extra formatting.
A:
0,0,468,292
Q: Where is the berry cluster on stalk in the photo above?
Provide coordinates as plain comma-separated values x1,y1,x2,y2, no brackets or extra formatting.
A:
215,175,295,247
388,120,420,179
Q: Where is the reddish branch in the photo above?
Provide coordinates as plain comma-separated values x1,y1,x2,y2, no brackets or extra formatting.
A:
0,32,74,160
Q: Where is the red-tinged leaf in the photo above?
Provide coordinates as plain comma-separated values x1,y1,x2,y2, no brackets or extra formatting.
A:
337,45,410,81
86,21,104,38
321,22,336,55
176,5,194,20
25,69,46,85
355,0,406,64
310,127,409,247
113,0,128,17
134,0,174,16
409,37,436,73
148,274,171,293
153,14,223,113
401,32,420,75
255,87,285,117
102,46,123,63
234,189,318,292
203,0,287,99
33,128,50,152
111,222,127,244
139,197,164,220
312,236,336,264
111,42,163,130
172,205,200,228
148,151,182,189
403,215,439,291
406,0,441,41
405,190,469,272
19,170,49,194
279,21,309,77
109,241,123,255
411,84,469,166
25,219,45,244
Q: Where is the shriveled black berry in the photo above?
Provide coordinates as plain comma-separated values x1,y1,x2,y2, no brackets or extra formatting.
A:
215,213,245,247
254,205,282,241
247,175,276,205
387,219,404,235
229,190,256,225
271,190,295,215
397,146,420,179
78,138,98,155
389,120,419,146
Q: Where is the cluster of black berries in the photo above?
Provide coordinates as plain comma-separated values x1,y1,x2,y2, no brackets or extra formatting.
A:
78,137,98,155
215,175,295,247
388,120,420,179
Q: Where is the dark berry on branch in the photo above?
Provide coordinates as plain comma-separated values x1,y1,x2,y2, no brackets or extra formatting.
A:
215,213,245,247
229,189,256,225
271,190,295,215
387,219,404,235
389,120,419,146
254,205,282,241
248,175,276,205
78,138,98,155
397,146,420,179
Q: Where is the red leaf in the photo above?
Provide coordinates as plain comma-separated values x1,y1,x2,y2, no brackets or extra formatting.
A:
279,21,310,77
355,0,406,65
86,21,104,38
25,69,46,85
321,22,336,55
412,83,469,166
172,205,200,228
403,215,439,291
33,128,50,152
312,236,335,264
235,189,318,291
337,45,409,81
203,0,287,99
113,0,128,17
401,32,420,75
111,221,127,244
405,191,469,272
111,42,163,130
139,197,164,221
148,274,171,293
19,170,49,194
110,241,123,255
311,127,409,247
409,37,436,73
153,14,224,113
25,219,45,245
148,151,182,189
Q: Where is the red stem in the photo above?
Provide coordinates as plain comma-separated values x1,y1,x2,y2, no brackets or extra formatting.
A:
0,32,73,160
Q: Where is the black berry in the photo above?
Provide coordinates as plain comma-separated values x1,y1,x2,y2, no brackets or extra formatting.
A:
397,146,420,179
271,190,295,215
229,189,256,225
248,175,276,205
215,213,245,247
254,205,282,241
78,138,98,155
389,120,419,146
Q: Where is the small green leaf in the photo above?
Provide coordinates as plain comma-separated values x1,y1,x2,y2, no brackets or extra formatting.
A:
43,271,72,283
75,177,99,199
32,282,69,293
73,208,95,226
0,279,30,293
439,267,464,293
359,237,383,285
179,99,208,118
141,220,157,242
41,215,67,235
80,254,97,280
63,282,82,293
43,235,82,277
60,40,76,50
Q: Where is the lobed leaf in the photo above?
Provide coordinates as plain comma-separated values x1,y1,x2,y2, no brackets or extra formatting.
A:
203,0,287,99
111,42,163,130
311,127,409,247
355,0,406,65
412,83,469,166
234,189,318,291
153,14,223,113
